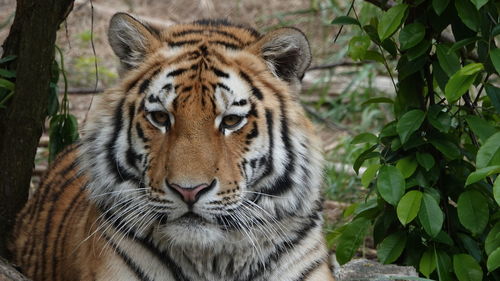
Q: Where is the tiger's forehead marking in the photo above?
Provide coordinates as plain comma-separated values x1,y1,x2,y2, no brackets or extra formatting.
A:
143,64,253,117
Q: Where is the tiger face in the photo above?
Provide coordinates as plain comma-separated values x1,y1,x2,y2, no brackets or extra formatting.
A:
81,13,322,248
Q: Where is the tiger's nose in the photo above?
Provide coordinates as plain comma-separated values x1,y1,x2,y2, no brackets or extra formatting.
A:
167,180,215,206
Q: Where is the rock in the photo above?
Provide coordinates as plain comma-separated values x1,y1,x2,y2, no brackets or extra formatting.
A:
332,256,418,281
0,258,30,281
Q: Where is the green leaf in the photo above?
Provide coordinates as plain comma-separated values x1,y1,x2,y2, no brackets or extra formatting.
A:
419,249,436,278
465,115,496,143
434,231,454,246
407,40,431,61
397,190,423,226
336,217,371,265
430,139,461,160
0,78,15,91
348,35,371,61
493,24,500,37
396,156,418,178
494,177,500,206
331,16,360,26
445,63,484,103
458,190,489,235
351,133,378,145
476,132,500,169
377,232,407,264
353,144,379,174
436,44,461,77
485,223,500,255
458,233,482,262
397,110,425,144
378,4,408,41
397,55,427,81
361,97,393,106
470,0,488,9
487,248,500,272
416,152,435,171
419,193,444,237
432,0,449,15
363,50,385,63
435,248,453,281
465,166,500,186
380,121,397,138
0,55,16,64
377,166,405,206
455,0,480,31
427,105,451,133
453,254,483,281
485,84,500,114
0,69,15,78
361,164,380,188
47,84,59,116
449,37,479,53
491,48,500,75
399,23,425,50
381,39,398,57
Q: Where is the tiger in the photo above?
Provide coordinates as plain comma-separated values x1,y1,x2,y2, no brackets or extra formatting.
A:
9,12,334,281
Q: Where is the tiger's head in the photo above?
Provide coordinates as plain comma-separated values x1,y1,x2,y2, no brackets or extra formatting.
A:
80,13,323,247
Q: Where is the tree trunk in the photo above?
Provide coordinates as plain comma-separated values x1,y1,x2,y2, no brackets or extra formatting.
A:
0,0,74,258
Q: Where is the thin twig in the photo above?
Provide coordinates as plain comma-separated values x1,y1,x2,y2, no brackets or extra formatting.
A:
302,105,354,135
333,0,356,43
307,61,366,71
84,0,98,123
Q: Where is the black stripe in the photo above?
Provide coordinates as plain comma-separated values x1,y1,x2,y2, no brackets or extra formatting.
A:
103,234,154,281
169,39,202,47
239,214,320,281
209,40,240,49
232,99,247,106
167,68,188,77
239,71,263,100
260,109,274,178
96,203,188,281
52,184,87,281
39,172,83,280
211,67,229,78
172,29,245,44
148,95,160,103
139,78,150,94
180,86,193,93
246,121,258,140
217,83,230,91
106,99,140,183
126,104,141,170
293,258,324,281
136,122,150,143
23,157,79,270
261,94,296,196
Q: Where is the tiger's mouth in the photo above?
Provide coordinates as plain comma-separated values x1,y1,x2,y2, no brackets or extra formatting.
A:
171,211,209,225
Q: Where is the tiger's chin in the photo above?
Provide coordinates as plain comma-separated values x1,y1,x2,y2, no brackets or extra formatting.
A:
156,213,226,248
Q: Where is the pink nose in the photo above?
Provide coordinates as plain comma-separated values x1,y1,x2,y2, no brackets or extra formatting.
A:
168,182,212,205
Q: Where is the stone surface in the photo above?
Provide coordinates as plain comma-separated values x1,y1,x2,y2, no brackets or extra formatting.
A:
333,257,419,281
0,258,30,281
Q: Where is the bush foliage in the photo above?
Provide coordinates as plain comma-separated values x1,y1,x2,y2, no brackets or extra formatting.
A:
332,0,500,280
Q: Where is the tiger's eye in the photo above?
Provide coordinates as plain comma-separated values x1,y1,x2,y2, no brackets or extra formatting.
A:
221,115,243,129
149,111,170,127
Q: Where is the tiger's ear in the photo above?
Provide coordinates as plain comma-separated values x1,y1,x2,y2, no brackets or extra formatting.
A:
249,27,311,84
108,13,161,71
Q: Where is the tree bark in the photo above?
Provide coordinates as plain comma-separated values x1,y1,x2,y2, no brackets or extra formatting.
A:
0,0,74,258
